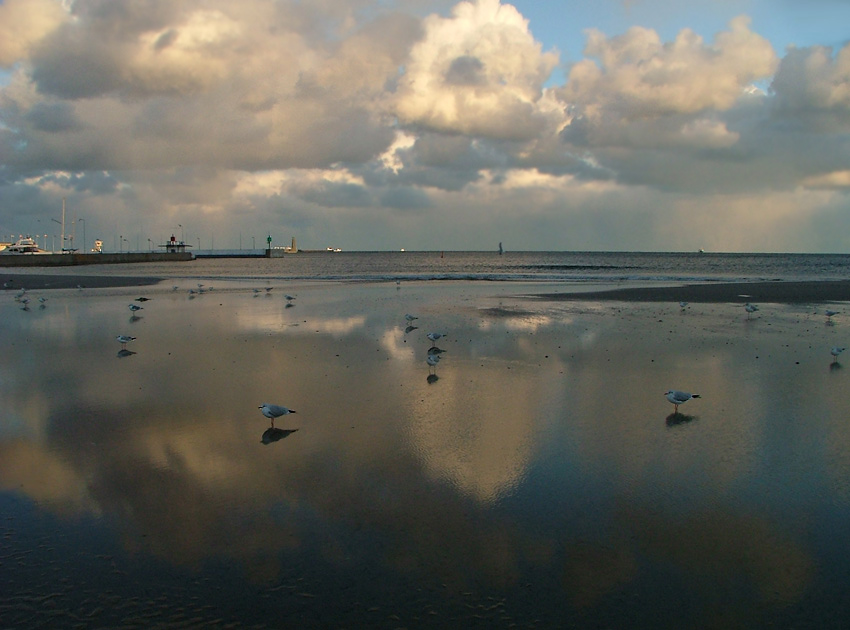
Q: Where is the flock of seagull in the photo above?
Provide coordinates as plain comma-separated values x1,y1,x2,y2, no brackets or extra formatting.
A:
8,280,846,425
666,301,846,417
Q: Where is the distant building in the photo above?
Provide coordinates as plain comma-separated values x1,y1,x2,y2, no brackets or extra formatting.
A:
160,234,192,253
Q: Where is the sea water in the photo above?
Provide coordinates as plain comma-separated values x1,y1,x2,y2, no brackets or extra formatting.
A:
2,252,850,628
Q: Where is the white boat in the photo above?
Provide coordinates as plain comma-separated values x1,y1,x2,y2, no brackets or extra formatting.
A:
2,236,48,254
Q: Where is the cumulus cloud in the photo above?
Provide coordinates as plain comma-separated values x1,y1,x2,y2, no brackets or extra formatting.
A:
0,0,849,251
0,0,66,66
394,0,561,140
559,16,778,149
771,42,850,116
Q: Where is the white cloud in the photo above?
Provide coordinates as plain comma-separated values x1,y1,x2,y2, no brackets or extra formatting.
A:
0,0,66,66
395,0,561,140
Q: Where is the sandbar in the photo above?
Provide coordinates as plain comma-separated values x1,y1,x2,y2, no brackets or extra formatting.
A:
0,272,161,290
532,279,850,304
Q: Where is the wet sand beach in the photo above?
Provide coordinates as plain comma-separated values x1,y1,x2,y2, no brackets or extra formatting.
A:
4,268,850,303
2,271,850,628
533,279,850,304
0,271,161,290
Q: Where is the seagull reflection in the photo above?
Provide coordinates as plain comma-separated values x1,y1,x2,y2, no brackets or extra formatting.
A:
666,413,697,427
117,349,137,358
405,325,418,334
427,373,439,384
261,426,299,444
426,353,441,381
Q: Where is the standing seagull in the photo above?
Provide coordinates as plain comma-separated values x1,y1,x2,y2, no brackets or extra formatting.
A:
128,303,144,313
831,347,845,363
404,314,418,323
665,390,700,414
744,303,759,319
259,403,297,428
116,335,136,349
426,332,446,345
825,310,839,323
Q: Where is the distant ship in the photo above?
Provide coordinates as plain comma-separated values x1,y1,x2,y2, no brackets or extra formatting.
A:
1,236,48,254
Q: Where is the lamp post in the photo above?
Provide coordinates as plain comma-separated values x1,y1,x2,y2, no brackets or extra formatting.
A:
78,219,85,253
148,238,152,252
178,224,184,244
50,218,61,252
119,234,123,253
197,237,201,250
252,236,255,250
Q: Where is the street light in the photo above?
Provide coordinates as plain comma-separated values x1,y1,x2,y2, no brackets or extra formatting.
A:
252,236,255,250
178,224,184,244
119,234,123,253
78,219,85,253
197,237,201,250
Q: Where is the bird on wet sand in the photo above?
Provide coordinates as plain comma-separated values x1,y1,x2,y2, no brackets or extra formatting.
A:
665,390,700,414
259,403,297,428
426,332,446,344
831,347,845,362
744,303,758,319
116,335,136,349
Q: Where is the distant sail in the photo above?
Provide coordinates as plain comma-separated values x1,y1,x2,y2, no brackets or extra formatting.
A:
498,242,503,255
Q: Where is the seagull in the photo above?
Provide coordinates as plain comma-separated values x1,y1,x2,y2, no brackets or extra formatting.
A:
128,304,143,312
665,390,700,414
831,347,845,362
744,303,759,319
116,335,136,349
426,354,441,373
284,294,296,301
825,309,839,323
259,403,297,428
404,314,418,323
172,285,179,291
426,332,446,344
679,301,688,311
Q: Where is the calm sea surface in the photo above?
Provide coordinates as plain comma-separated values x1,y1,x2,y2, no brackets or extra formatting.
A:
2,252,850,628
16,250,850,284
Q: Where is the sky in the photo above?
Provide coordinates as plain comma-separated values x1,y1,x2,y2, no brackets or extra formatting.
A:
0,0,849,252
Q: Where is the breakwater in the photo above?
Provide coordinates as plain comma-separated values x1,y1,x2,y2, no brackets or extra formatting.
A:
0,252,193,267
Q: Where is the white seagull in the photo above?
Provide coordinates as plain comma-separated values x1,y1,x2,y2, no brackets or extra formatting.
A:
128,303,143,312
831,347,845,362
404,314,418,323
744,303,759,319
426,332,446,344
116,335,136,349
259,403,297,428
825,310,839,322
665,390,700,414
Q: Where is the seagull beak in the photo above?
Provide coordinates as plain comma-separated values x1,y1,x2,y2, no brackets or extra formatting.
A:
290,410,297,414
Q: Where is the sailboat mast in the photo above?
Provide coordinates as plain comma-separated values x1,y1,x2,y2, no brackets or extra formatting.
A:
61,197,66,253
